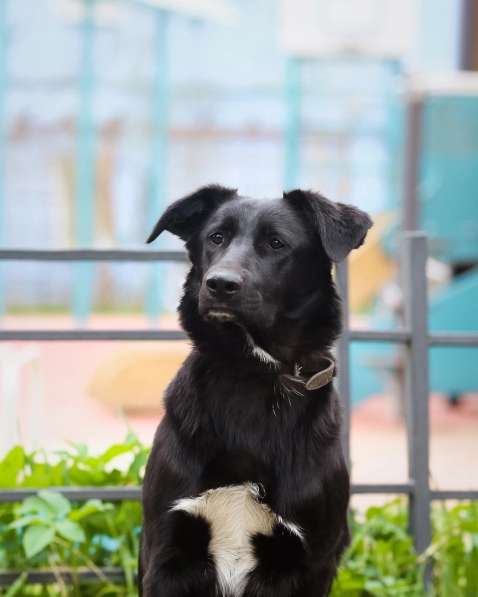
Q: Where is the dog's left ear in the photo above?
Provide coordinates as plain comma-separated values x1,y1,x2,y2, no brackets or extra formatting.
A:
283,189,373,262
147,184,238,243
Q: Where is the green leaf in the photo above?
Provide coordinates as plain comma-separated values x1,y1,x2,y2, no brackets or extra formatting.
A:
18,496,55,519
98,443,136,465
8,514,42,529
38,490,71,517
55,519,85,543
23,524,55,558
0,446,25,488
128,450,149,481
70,499,114,522
21,461,65,489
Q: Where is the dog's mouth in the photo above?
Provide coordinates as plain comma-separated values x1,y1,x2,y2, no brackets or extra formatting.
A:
205,309,237,323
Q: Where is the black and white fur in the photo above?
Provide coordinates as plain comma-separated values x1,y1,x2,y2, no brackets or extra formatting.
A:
139,185,372,597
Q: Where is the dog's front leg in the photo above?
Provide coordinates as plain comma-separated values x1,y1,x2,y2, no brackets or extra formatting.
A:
141,510,217,597
243,525,340,597
242,524,310,597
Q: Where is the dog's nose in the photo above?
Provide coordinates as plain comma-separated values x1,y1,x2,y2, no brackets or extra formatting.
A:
206,271,242,298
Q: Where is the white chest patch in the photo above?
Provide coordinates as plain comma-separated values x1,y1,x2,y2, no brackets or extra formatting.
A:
172,483,303,597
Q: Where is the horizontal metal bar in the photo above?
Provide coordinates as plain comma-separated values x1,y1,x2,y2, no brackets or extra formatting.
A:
0,330,187,341
0,487,142,503
0,249,188,262
347,330,478,346
428,333,478,347
2,328,477,346
0,568,125,587
350,329,411,343
0,483,418,503
431,489,478,500
352,482,415,495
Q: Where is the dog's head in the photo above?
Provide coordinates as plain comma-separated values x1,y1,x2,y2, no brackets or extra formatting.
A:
148,185,372,361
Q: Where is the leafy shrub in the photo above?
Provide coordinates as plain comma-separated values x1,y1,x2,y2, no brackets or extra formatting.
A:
0,439,477,596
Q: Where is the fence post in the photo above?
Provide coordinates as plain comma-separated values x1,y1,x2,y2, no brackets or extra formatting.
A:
336,259,351,468
403,95,423,231
402,232,431,560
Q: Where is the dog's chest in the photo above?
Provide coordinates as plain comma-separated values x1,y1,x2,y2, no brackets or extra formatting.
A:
172,483,303,597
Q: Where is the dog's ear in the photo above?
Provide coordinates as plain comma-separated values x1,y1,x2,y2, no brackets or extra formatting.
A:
283,189,372,262
147,184,238,243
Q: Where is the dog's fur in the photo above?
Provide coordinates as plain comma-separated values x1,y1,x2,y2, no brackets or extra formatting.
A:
139,185,372,597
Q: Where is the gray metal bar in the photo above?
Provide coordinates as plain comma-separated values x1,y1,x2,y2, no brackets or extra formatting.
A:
0,487,142,503
460,0,475,70
0,483,417,504
402,232,431,558
403,96,423,231
350,329,411,343
1,484,477,504
429,333,478,347
352,482,415,495
335,260,351,467
0,568,125,587
0,249,187,262
2,326,477,345
431,489,478,501
0,330,187,341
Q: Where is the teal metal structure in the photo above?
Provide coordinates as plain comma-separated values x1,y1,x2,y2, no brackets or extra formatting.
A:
0,1,8,317
73,0,97,322
420,95,478,263
283,56,301,191
71,1,172,322
146,8,170,321
420,93,478,395
352,88,478,405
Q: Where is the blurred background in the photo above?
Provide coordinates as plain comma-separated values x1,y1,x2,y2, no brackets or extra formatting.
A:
0,0,477,497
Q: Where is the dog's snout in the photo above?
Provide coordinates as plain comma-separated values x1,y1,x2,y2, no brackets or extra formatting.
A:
206,271,243,298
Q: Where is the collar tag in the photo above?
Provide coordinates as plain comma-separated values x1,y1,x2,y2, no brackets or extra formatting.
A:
304,357,335,391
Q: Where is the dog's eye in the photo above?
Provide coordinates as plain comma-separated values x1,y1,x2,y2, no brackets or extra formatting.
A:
269,238,284,250
209,232,224,245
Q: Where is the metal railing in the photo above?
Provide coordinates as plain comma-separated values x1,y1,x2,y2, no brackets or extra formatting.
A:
1,232,478,586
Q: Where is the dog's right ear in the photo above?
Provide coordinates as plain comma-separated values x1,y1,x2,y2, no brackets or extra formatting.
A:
147,184,238,243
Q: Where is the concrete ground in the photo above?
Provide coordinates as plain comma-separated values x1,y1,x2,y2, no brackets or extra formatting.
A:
1,314,477,505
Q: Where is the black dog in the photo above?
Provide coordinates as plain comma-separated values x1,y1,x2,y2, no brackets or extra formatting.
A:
140,185,372,597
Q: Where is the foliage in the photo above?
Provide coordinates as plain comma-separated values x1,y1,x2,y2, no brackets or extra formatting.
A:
0,439,477,596
332,501,424,596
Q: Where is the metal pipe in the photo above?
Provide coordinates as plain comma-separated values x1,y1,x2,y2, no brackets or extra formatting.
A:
336,259,351,467
0,569,126,587
146,9,170,321
0,249,187,262
402,97,423,231
0,330,187,341
428,333,478,347
284,56,301,190
73,0,97,322
350,329,411,343
0,481,418,504
0,1,8,318
402,232,432,567
459,0,475,70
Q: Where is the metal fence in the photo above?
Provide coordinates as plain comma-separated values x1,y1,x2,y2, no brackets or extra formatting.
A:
1,231,478,586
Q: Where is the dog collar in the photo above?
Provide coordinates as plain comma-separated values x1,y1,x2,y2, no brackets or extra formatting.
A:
294,356,336,391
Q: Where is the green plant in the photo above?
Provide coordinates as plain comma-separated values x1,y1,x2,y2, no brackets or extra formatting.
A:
430,501,478,596
0,440,477,596
332,501,424,596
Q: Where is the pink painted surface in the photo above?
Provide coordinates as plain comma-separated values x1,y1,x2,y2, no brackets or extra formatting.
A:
1,315,477,498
